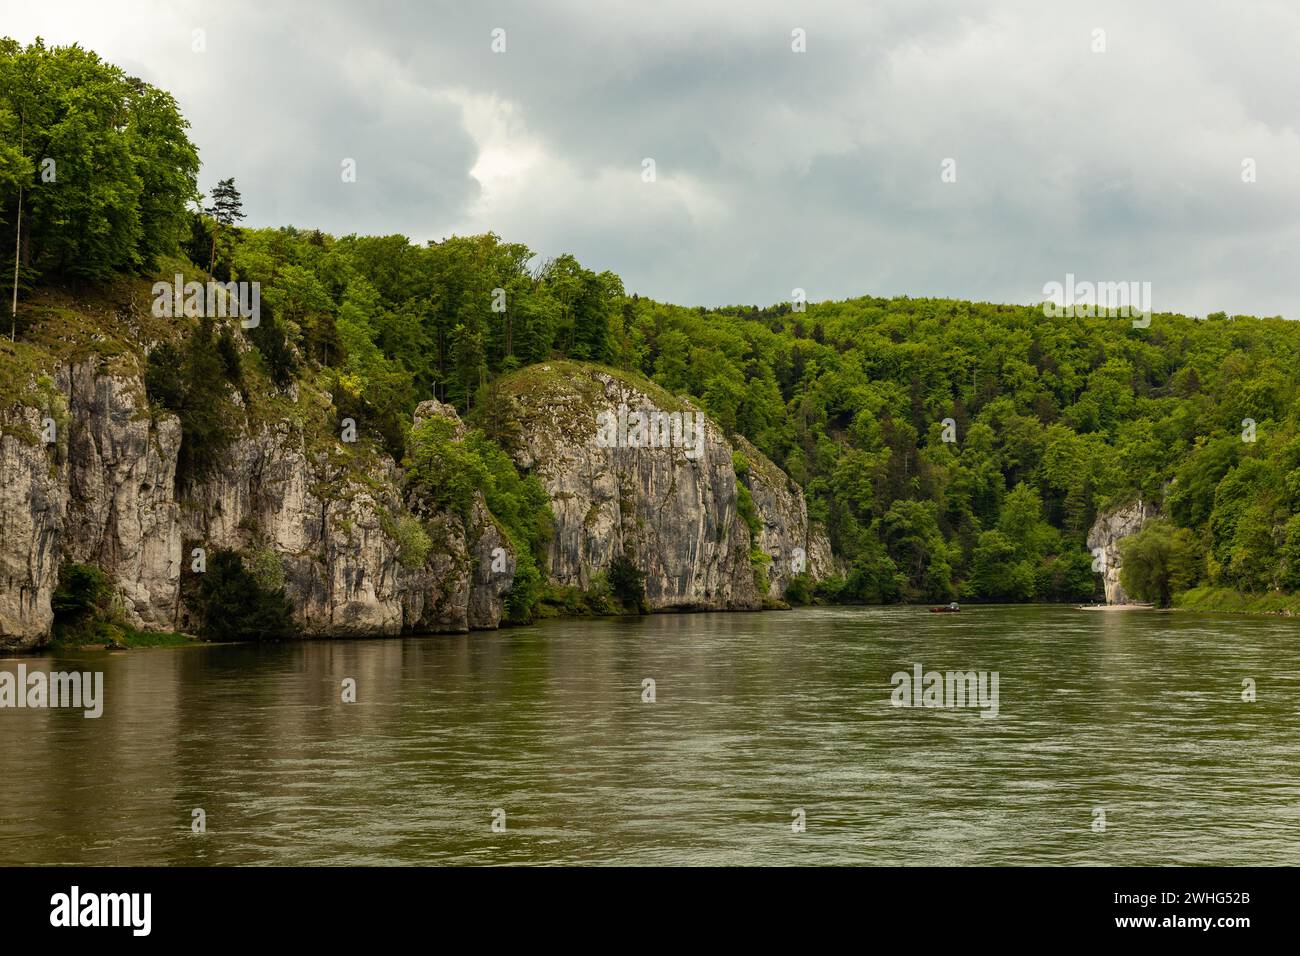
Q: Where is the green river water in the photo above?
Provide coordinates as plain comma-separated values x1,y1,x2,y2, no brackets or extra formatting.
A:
1,605,1296,865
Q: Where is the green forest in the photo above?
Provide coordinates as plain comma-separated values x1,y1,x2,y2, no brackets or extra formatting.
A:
5,38,1300,616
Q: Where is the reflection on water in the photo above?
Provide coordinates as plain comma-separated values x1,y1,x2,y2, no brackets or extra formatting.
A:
1,605,1297,865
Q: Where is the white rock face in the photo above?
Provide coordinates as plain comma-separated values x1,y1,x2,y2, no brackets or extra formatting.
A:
0,356,831,649
0,360,513,649
1086,499,1157,604
498,364,831,609
179,424,407,637
60,363,182,630
0,405,65,651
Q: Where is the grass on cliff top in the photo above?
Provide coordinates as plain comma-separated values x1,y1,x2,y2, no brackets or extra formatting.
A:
490,359,700,455
496,360,694,416
1,259,193,413
731,433,789,489
0,337,57,419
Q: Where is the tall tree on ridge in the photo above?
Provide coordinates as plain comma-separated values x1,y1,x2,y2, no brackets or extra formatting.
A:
7,114,21,342
0,40,36,341
205,177,245,274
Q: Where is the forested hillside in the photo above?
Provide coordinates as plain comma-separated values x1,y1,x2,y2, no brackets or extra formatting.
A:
4,37,1299,614
200,224,1300,607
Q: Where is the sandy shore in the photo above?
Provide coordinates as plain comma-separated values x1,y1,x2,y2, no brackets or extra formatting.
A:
1075,604,1155,611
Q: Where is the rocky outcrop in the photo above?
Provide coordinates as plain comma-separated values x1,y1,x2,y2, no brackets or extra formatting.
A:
466,502,515,628
1,349,827,650
399,501,513,632
1086,498,1157,604
732,435,835,598
179,423,407,637
0,356,514,650
495,362,830,609
60,363,182,631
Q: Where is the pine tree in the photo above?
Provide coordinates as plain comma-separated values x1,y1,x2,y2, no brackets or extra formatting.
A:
204,177,245,273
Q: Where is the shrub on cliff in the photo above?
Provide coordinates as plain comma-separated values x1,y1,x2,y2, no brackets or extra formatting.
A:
735,478,762,541
405,418,552,621
405,416,489,520
385,514,431,571
608,552,646,613
785,572,813,606
504,560,541,623
51,562,191,648
464,430,552,561
51,562,111,625
145,316,240,481
195,549,298,642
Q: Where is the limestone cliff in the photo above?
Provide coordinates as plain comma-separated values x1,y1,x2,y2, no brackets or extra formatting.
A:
0,351,513,650
492,362,832,610
0,403,66,650
1086,499,1157,604
1,316,828,650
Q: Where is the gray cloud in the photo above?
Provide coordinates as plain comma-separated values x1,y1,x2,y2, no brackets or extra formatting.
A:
3,0,1297,316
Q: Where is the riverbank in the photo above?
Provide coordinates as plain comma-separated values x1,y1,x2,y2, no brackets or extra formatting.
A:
26,590,1297,656
47,624,198,653
1173,586,1300,617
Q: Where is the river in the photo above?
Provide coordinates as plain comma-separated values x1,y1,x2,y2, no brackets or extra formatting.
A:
1,605,1296,865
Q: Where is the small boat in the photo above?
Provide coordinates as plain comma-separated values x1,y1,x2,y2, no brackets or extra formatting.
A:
929,603,961,613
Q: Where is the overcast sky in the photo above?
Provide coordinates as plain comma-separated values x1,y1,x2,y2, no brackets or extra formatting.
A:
4,0,1298,317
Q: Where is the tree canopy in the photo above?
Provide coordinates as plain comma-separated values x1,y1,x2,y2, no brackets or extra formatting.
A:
0,37,199,282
